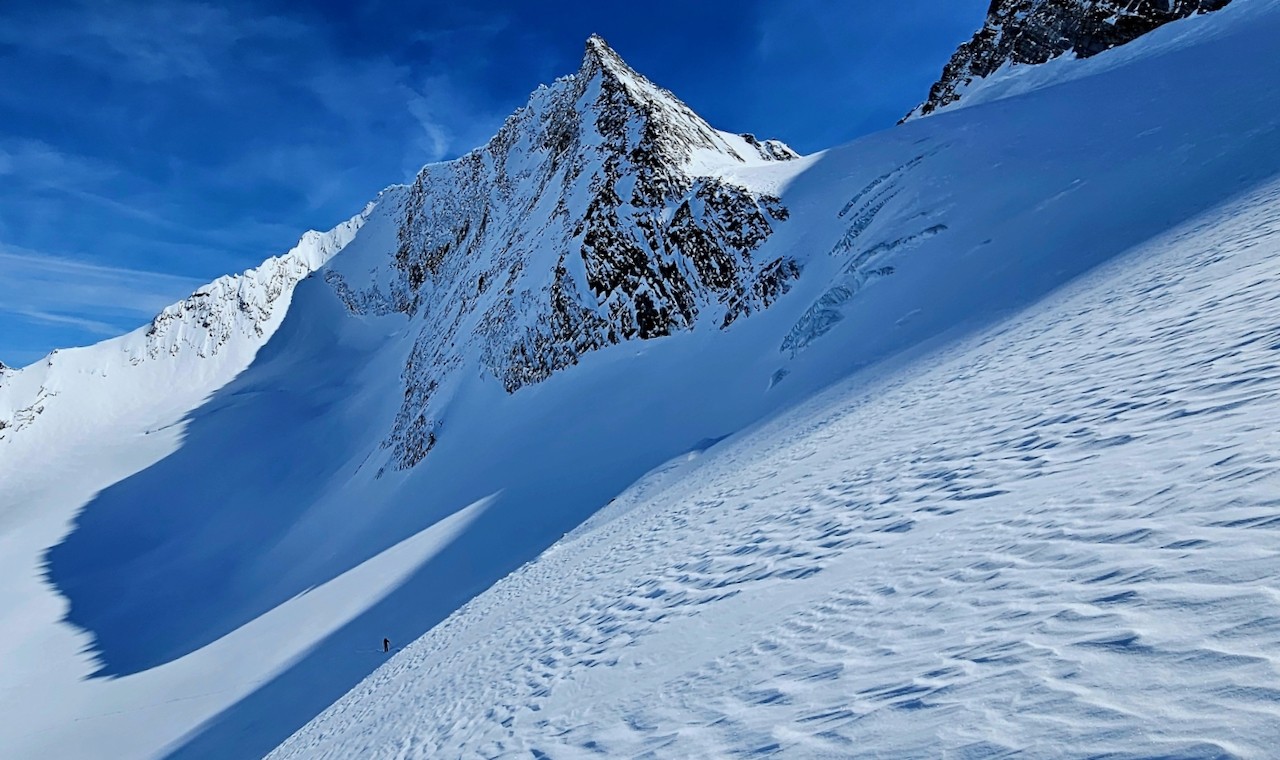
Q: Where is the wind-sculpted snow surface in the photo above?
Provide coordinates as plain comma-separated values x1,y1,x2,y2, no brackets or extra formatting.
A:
273,172,1280,760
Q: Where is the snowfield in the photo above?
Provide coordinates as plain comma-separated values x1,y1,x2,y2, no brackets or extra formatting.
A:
271,176,1280,759
0,0,1278,757
270,3,1280,755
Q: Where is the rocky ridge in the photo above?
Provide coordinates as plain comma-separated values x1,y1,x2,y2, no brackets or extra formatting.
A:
141,217,364,362
907,0,1233,119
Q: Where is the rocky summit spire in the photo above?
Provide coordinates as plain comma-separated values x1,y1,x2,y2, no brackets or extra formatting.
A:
906,0,1233,120
580,34,633,79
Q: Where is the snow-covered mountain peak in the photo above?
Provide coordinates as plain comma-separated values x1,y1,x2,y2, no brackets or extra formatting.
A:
569,34,798,172
323,38,806,470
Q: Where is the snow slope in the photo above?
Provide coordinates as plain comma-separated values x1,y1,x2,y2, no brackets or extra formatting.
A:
0,1,1278,757
273,174,1280,759
270,2,1280,757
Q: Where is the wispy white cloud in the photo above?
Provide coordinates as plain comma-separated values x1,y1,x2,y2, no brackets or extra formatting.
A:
0,245,204,324
0,0,519,363
403,72,512,173
0,1,301,84
0,139,118,187
12,309,124,337
0,244,215,365
408,83,457,164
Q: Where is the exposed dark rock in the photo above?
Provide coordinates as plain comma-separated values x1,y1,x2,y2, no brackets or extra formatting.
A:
740,133,801,162
907,0,1233,120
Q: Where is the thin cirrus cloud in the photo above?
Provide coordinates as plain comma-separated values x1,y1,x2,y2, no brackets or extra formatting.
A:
0,245,205,365
0,0,501,366
0,3,303,84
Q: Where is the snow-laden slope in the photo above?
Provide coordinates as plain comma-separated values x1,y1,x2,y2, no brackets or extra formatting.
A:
270,2,1280,757
0,211,368,759
273,172,1280,760
0,1,1278,757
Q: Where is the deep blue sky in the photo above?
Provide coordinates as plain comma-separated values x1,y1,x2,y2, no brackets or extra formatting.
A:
0,0,988,367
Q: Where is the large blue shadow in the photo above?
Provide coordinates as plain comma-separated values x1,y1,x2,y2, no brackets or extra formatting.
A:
43,284,399,676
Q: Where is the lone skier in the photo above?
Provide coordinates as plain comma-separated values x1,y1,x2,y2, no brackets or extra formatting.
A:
383,637,390,653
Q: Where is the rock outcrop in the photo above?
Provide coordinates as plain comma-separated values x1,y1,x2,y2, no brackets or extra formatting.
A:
907,0,1232,120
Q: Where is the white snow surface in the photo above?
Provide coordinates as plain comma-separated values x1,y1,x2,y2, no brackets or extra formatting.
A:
0,2,1278,758
275,177,1280,758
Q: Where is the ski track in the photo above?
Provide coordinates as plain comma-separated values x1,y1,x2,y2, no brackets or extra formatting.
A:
273,178,1280,758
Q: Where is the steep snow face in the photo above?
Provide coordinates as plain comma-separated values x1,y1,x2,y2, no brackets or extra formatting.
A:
906,0,1233,119
325,35,803,469
268,3,1280,758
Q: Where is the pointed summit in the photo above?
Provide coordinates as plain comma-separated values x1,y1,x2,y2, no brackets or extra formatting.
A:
580,34,643,81
577,34,658,97
561,33,798,172
582,34,621,67
347,34,803,468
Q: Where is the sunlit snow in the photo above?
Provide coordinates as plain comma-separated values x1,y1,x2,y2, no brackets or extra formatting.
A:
1,1,1278,758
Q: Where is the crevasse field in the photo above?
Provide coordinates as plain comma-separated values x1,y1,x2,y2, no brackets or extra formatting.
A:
2,0,1279,758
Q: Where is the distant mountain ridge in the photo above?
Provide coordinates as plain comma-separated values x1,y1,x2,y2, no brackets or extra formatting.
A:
907,0,1233,120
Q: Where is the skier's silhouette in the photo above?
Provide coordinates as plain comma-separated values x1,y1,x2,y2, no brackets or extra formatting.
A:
383,637,390,653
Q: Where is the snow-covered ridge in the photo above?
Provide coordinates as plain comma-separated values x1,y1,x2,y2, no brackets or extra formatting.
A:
906,0,1233,120
141,212,366,361
0,207,369,441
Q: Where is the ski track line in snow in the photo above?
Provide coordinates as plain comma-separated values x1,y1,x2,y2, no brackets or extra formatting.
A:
272,179,1280,757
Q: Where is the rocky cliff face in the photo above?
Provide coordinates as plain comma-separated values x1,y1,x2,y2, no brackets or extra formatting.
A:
325,36,801,470
907,0,1232,119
